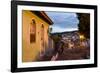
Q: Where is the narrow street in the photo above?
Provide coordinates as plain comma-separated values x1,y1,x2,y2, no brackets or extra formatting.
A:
56,47,90,60
37,46,90,61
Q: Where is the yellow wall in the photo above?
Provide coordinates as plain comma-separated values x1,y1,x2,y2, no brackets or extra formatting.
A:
22,10,49,62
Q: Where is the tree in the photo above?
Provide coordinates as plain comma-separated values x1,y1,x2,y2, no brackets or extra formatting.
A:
77,13,90,38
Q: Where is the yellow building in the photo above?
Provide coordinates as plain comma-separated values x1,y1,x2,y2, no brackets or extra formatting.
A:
22,10,53,62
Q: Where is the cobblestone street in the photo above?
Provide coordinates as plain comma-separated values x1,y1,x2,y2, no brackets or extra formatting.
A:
37,46,90,61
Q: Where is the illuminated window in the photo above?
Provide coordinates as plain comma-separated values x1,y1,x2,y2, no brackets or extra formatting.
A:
30,19,36,43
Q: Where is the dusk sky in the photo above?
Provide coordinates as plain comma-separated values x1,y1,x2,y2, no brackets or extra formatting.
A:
46,12,79,33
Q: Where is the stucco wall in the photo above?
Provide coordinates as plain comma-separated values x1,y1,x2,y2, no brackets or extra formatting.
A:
22,10,49,62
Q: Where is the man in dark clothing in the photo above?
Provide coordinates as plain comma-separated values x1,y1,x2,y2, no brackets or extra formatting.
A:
53,40,63,54
51,39,64,60
57,40,64,54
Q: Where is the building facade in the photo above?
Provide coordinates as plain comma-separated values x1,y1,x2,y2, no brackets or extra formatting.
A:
22,10,53,62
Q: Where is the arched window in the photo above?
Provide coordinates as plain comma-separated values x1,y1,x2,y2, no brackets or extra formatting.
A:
30,19,36,43
41,24,44,46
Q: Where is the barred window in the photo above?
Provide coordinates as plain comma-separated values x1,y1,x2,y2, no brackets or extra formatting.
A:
30,19,36,43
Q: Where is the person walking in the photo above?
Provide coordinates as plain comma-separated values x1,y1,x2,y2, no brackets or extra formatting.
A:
51,37,64,61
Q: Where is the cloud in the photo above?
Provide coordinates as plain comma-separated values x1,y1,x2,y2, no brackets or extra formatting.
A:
51,26,78,33
46,11,79,33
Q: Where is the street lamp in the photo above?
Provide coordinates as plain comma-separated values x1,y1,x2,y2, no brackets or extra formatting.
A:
80,34,85,40
79,34,85,48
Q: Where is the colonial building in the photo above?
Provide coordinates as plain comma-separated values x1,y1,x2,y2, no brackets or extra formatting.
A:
22,10,53,62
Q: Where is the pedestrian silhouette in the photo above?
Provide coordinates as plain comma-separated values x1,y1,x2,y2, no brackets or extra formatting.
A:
52,35,64,60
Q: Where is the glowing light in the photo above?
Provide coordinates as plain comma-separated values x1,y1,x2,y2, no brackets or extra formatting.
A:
80,35,85,40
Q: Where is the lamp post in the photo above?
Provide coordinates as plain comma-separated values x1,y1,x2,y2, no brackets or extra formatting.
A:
79,34,85,48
